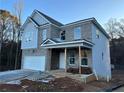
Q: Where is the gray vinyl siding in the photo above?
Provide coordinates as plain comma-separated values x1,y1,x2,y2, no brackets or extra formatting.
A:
50,25,61,38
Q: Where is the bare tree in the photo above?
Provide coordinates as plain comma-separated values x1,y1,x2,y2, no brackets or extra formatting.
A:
105,18,119,39
104,18,119,65
0,10,18,66
13,0,24,69
116,19,124,37
105,18,124,66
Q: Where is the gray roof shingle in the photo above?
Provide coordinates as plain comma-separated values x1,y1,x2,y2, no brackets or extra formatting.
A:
36,10,63,26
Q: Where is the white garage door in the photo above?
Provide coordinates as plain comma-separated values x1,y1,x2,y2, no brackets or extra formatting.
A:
23,56,45,71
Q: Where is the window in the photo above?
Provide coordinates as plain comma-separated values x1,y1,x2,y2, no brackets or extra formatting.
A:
81,57,88,66
25,32,32,42
43,29,47,41
69,57,75,64
60,30,65,40
74,27,81,39
69,50,75,65
96,29,100,38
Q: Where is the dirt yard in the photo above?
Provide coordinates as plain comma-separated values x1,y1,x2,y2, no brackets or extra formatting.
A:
0,70,124,92
0,77,84,92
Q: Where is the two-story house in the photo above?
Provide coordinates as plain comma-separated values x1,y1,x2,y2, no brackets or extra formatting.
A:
21,10,111,80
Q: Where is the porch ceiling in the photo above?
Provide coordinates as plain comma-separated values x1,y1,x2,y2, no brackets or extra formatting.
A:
41,39,94,49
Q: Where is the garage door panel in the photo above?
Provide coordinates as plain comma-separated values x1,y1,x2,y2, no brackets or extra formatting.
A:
23,56,45,71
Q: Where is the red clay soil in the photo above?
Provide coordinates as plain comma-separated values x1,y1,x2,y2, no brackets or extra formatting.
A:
0,77,84,92
50,77,84,92
0,84,23,92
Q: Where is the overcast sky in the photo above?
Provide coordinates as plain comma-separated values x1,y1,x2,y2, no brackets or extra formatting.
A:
0,0,124,26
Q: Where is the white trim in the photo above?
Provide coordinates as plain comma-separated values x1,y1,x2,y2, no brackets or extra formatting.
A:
41,39,56,46
41,43,92,49
74,27,81,40
80,57,89,67
41,39,93,46
38,23,50,28
68,57,76,65
29,17,38,27
42,43,84,48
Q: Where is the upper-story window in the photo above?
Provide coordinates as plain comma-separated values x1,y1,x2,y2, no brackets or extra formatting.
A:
42,29,47,41
60,30,65,40
25,32,32,42
74,27,81,39
96,29,100,39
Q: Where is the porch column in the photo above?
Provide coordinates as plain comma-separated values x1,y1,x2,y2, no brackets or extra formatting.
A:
79,46,81,74
64,48,67,72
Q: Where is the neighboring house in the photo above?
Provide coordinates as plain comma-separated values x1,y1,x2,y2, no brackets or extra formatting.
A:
21,10,111,80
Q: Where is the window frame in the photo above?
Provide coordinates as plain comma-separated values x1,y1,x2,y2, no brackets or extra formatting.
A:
74,27,81,40
68,50,76,65
81,57,88,67
25,31,33,42
69,57,75,65
60,30,65,40
42,29,47,41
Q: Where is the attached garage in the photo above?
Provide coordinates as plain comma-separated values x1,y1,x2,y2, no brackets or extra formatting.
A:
23,56,45,71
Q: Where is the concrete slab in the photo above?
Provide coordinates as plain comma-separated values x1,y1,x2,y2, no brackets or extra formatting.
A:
0,69,40,83
113,86,124,92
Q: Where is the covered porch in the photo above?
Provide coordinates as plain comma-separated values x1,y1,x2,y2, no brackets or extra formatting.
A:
50,47,92,74
41,39,94,74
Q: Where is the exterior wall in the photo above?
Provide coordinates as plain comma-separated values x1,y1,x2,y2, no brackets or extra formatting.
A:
21,22,38,49
21,48,51,71
91,24,111,80
38,25,51,46
50,25,61,38
61,21,92,42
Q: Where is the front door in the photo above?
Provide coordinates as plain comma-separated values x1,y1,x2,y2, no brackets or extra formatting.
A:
59,52,65,69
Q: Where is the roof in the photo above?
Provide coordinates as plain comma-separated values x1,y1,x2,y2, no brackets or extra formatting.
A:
62,17,110,39
36,10,63,26
30,17,39,26
22,10,110,39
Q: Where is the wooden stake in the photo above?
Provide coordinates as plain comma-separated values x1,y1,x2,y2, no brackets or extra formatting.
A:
64,48,67,72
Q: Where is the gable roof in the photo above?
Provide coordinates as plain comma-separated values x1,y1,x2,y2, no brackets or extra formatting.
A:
35,10,63,26
41,39,56,46
21,10,109,39
41,38,93,49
